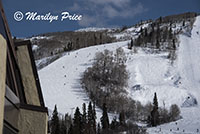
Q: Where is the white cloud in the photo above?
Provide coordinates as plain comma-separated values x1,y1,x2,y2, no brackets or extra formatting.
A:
70,0,147,27
78,14,107,27
70,3,81,12
102,3,147,19
102,5,119,18
132,3,148,16
78,15,97,27
87,0,130,8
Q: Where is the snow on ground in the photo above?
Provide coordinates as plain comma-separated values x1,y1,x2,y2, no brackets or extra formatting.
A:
29,36,52,41
39,16,200,133
126,22,150,32
32,45,39,51
125,50,191,108
75,27,114,32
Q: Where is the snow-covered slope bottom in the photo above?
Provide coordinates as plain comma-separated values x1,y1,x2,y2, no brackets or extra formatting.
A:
148,107,200,134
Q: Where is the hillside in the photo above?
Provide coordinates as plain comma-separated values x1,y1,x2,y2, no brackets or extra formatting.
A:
29,12,197,70
37,12,200,133
148,15,200,134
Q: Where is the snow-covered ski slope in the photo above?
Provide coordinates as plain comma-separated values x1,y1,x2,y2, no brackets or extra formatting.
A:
148,16,200,134
38,16,200,132
177,16,200,103
39,41,128,121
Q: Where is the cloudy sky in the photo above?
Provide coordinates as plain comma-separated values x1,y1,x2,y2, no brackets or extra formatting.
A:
2,0,200,37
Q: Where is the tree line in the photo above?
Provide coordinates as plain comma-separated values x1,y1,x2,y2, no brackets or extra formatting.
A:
49,92,181,134
49,102,147,134
149,93,181,127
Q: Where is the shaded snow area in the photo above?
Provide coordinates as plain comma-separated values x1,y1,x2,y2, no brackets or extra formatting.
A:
38,16,200,133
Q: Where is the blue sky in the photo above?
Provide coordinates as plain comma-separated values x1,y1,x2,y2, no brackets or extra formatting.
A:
2,0,200,37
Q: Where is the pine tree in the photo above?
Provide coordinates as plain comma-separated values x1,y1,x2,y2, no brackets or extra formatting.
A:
140,27,143,34
92,102,97,134
156,38,160,49
156,26,160,49
101,103,109,130
88,102,93,124
159,16,162,23
110,117,118,130
153,93,158,110
100,33,103,44
97,123,101,134
128,38,134,49
68,124,73,134
144,28,148,37
68,42,73,51
60,117,67,134
65,114,73,134
182,20,185,27
94,34,97,45
76,38,80,49
119,110,125,126
131,38,134,47
150,92,159,126
172,39,176,50
151,23,155,32
51,105,60,134
87,102,95,134
169,27,173,40
73,107,82,134
82,103,87,133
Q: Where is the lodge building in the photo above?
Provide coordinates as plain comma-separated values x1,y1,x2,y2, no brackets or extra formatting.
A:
0,1,48,134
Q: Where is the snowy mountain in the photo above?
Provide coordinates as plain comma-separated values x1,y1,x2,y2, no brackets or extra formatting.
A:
37,13,200,133
29,12,196,70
